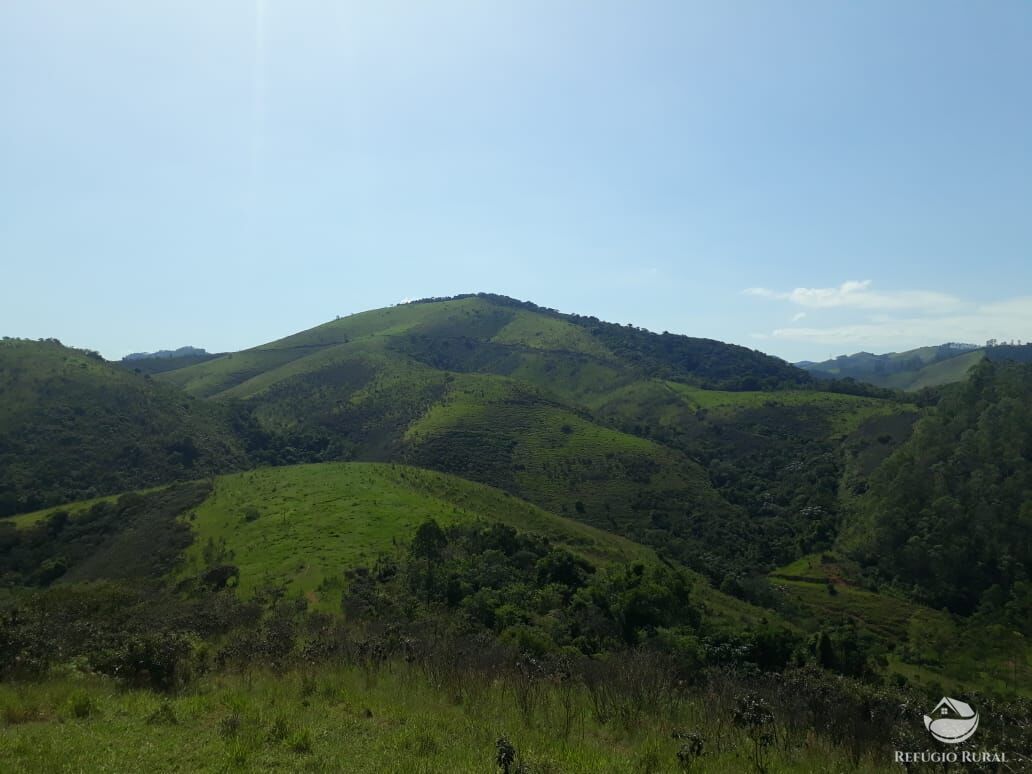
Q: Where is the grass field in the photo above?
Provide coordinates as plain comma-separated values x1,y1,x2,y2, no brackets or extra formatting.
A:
179,462,651,611
0,665,899,773
491,309,615,359
2,460,782,634
181,461,784,632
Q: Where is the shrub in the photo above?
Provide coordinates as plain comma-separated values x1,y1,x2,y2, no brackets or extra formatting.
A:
95,631,201,692
65,690,98,719
495,736,517,773
672,731,704,771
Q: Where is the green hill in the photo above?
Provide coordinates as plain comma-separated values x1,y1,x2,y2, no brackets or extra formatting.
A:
149,295,918,581
178,461,793,631
802,342,1032,391
0,461,780,634
842,360,1032,618
0,339,248,516
1,299,919,589
179,462,651,608
3,300,1030,768
161,294,810,399
0,301,919,588
889,349,985,390
799,343,986,390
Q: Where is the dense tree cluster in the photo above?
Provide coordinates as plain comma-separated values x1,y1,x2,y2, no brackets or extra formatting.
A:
0,483,210,588
342,520,808,672
0,340,247,515
852,361,1032,620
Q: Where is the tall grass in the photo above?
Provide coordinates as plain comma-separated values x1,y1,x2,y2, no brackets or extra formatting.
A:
0,657,926,773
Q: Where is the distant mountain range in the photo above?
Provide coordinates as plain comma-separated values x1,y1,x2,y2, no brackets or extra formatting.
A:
123,346,211,361
119,346,221,375
798,341,1032,390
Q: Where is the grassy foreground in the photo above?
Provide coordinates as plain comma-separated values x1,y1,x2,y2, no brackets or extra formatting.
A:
0,664,893,773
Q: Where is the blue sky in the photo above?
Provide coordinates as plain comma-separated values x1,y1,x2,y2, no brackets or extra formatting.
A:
2,1,1030,362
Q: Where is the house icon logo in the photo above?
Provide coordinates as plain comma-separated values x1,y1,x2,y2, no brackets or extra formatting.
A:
924,697,979,744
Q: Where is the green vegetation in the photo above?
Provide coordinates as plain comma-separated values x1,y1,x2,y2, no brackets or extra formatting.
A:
771,552,1032,697
804,342,1032,391
897,349,985,391
0,483,211,588
0,338,246,516
0,662,960,773
7,507,1027,772
118,350,221,375
662,381,906,435
5,490,151,531
3,296,1032,770
846,361,1032,617
139,295,915,586
179,462,649,609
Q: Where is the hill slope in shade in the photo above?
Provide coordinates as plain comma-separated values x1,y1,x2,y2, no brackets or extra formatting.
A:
0,339,248,516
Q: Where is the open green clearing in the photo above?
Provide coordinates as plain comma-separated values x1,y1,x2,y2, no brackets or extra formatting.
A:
180,462,651,609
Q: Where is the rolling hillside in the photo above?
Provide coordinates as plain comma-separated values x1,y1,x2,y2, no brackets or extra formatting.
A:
799,343,988,390
150,295,917,579
2,298,1029,759
179,462,652,609
0,339,248,516
0,461,781,635
160,294,810,399
1,298,920,589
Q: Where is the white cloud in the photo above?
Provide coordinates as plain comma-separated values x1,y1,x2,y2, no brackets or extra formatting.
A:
744,280,962,311
767,296,1032,349
745,279,1032,354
